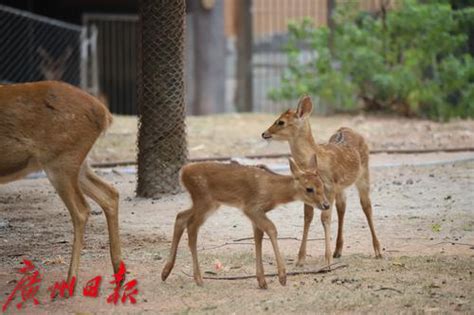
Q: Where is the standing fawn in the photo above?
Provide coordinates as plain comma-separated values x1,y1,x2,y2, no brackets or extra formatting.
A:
0,81,122,283
262,96,382,267
161,158,330,289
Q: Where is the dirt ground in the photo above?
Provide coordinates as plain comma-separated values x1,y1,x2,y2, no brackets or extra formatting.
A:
1,114,474,314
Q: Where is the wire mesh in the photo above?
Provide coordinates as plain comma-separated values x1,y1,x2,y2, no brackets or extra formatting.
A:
0,5,84,85
136,0,188,197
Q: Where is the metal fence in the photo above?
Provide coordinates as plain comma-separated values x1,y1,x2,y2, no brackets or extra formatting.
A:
0,5,87,87
251,0,322,113
77,1,389,115
250,0,394,113
83,14,139,115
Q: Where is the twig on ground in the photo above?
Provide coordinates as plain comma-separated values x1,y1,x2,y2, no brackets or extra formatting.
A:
375,287,403,294
181,263,348,281
201,242,254,251
232,236,324,242
203,236,325,251
429,241,474,247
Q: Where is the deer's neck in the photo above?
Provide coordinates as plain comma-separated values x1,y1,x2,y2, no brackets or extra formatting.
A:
270,175,299,205
288,121,319,167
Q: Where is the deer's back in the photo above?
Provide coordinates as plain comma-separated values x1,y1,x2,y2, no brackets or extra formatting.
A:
181,162,281,208
0,81,111,180
317,127,369,187
327,127,369,166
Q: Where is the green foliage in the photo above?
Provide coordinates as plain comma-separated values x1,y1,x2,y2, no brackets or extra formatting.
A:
269,0,474,120
431,223,442,233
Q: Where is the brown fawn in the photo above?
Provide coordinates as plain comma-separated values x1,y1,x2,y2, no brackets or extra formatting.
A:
0,81,122,283
262,96,382,267
161,157,330,289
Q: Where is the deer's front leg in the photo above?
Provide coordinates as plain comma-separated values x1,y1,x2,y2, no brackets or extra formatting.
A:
333,191,346,258
297,204,314,267
320,196,334,267
250,212,286,286
252,223,267,289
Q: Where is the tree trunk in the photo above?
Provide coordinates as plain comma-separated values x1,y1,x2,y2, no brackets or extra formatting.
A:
192,0,226,115
235,0,253,112
136,0,187,197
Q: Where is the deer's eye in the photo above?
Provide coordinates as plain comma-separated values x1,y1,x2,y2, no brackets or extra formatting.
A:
306,187,314,193
277,120,285,126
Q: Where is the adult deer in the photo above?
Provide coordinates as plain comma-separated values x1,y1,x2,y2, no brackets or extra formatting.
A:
0,81,121,283
262,96,382,267
161,158,330,289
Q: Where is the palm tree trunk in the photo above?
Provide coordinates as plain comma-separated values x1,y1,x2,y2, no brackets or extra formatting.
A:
137,0,187,197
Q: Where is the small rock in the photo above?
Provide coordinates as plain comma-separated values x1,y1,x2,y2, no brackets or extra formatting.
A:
0,220,10,230
406,179,414,185
392,181,402,185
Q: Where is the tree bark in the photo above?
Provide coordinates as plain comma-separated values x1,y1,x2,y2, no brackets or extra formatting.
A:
136,0,187,197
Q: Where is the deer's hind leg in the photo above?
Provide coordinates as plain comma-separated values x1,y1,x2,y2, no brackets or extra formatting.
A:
356,169,382,259
161,208,193,281
44,160,90,283
79,163,122,275
186,200,218,286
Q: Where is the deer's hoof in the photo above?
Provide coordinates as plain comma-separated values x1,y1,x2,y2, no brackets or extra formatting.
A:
258,279,268,289
161,263,172,281
279,273,287,286
333,252,342,258
296,257,305,267
375,253,383,259
195,277,204,287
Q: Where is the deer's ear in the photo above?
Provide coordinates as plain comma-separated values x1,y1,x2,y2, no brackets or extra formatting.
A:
308,154,318,170
289,158,303,178
296,95,313,118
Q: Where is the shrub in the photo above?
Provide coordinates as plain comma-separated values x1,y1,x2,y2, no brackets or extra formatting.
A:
269,0,474,120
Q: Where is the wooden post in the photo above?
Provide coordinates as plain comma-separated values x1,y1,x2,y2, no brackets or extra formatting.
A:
327,0,336,55
192,0,226,115
235,0,253,112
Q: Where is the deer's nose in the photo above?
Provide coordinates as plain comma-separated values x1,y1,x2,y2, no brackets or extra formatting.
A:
262,132,272,139
322,202,330,210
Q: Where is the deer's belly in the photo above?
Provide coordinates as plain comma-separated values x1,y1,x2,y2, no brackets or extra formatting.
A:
0,156,40,184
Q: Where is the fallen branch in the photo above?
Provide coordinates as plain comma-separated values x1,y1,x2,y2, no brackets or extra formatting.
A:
232,236,324,242
375,287,403,294
202,237,325,251
182,263,348,281
90,146,474,168
201,242,254,251
429,241,474,247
